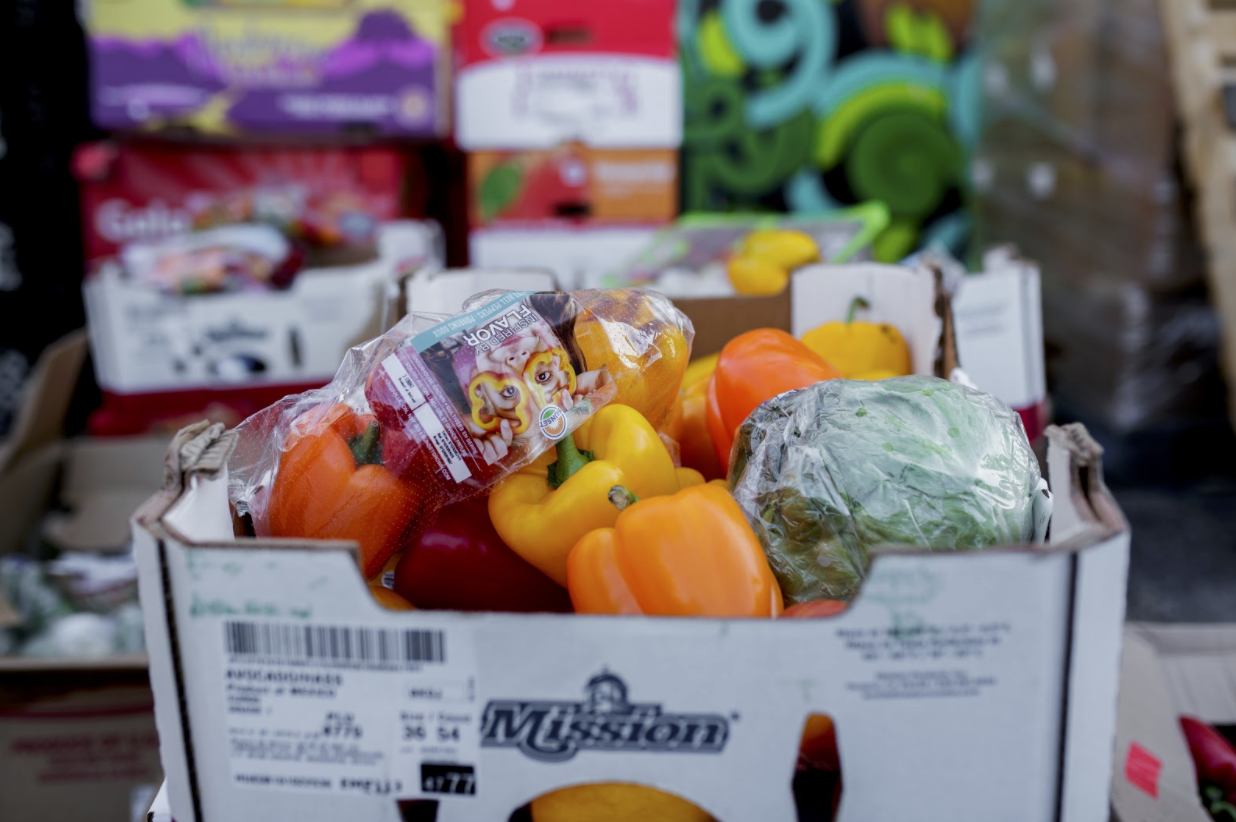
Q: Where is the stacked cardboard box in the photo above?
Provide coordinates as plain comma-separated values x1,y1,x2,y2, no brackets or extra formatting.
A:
974,0,1225,441
455,0,681,291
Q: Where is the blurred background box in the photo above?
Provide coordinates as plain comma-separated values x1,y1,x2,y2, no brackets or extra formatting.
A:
81,0,450,139
75,141,428,271
83,220,443,436
678,0,981,263
0,331,164,822
973,0,1228,475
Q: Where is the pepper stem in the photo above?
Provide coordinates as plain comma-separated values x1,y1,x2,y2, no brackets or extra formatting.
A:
846,295,870,325
349,421,383,467
608,486,640,511
546,435,594,489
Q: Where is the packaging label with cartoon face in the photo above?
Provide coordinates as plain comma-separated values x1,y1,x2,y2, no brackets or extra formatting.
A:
366,291,614,492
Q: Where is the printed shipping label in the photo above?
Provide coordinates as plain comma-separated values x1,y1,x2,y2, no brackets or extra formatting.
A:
220,619,479,799
365,291,615,491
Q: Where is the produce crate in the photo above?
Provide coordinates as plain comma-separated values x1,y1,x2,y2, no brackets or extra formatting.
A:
132,419,1128,822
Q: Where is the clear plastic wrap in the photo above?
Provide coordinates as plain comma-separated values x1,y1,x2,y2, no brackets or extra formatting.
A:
729,376,1042,605
974,0,1226,433
228,288,694,580
120,224,304,294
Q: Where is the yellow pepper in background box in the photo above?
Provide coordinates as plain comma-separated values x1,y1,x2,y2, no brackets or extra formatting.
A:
488,404,702,586
739,229,819,268
726,229,820,296
574,289,692,430
800,296,911,378
726,256,788,296
682,353,719,389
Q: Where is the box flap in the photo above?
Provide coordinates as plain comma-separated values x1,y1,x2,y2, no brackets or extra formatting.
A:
791,263,954,378
405,268,561,317
148,781,172,822
0,444,63,558
0,331,86,472
1046,424,1126,546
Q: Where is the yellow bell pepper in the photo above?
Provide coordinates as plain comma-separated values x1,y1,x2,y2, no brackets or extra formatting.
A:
739,229,820,269
800,296,911,378
574,290,692,431
852,368,900,380
488,404,701,586
726,230,820,296
682,353,719,390
531,783,715,822
727,256,788,296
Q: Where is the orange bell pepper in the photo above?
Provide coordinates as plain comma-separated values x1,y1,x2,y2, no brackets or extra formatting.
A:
268,403,422,580
679,376,724,481
566,483,783,617
706,329,840,472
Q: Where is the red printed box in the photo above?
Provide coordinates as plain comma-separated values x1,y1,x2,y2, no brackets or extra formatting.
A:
76,142,421,268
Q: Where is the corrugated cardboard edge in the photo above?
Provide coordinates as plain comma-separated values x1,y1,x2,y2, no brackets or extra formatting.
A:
0,330,88,627
1046,423,1127,546
0,329,87,473
130,420,238,822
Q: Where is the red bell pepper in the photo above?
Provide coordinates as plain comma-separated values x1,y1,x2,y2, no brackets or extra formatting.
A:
1182,716,1236,813
392,497,573,613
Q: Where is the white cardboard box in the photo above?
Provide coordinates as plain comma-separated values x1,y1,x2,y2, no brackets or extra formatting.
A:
132,420,1129,822
84,222,442,395
951,250,1048,435
469,226,660,291
1112,624,1236,822
404,268,560,318
131,264,1128,821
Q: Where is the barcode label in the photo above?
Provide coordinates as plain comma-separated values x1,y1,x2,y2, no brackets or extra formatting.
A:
224,622,445,668
381,355,427,410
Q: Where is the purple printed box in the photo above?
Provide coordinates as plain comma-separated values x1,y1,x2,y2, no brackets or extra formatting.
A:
83,1,447,138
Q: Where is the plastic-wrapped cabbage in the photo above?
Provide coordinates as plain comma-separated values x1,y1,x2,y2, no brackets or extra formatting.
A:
730,376,1041,604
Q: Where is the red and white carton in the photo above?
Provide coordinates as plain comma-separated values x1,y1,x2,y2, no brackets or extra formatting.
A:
75,142,421,268
454,0,680,150
83,221,443,436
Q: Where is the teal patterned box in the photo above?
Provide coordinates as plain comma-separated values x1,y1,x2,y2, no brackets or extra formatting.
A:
678,0,981,262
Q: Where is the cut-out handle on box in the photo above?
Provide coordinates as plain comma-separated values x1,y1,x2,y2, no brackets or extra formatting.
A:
544,24,593,46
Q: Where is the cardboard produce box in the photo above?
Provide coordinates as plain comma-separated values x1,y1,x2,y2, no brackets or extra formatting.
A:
76,142,425,271
132,266,1129,822
131,423,1127,822
83,221,443,435
82,0,449,138
454,0,680,152
1112,624,1236,822
0,332,165,822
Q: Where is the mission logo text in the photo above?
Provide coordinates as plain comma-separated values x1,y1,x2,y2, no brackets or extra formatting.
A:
480,672,730,762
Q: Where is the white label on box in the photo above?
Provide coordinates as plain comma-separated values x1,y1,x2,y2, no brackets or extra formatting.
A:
381,354,427,410
952,268,1045,410
456,56,682,150
219,618,479,799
